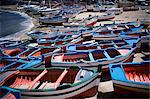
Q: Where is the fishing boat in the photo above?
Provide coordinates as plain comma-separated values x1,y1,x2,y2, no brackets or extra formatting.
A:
1,47,24,57
0,39,30,48
20,4,39,12
92,24,143,40
13,47,61,60
39,7,60,15
92,30,121,40
123,6,139,11
66,38,140,52
51,48,134,67
96,14,115,21
120,31,150,38
0,67,99,98
37,34,81,46
0,58,42,72
39,16,68,26
123,39,150,63
65,16,97,27
83,16,98,27
27,31,50,40
106,8,123,15
109,61,150,96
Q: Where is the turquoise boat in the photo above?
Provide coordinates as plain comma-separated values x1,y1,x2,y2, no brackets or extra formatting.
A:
109,61,150,96
0,57,42,72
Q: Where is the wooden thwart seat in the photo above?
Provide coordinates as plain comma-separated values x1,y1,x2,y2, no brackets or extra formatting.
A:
28,69,48,90
126,71,150,83
42,69,68,89
10,69,69,90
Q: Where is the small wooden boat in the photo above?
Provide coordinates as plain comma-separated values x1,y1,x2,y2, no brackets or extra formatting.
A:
39,7,60,14
84,16,98,27
0,58,42,72
20,5,39,12
123,40,150,63
0,67,99,98
109,61,150,96
1,47,24,57
92,30,121,40
37,34,81,46
123,6,139,11
27,31,50,40
106,8,123,15
51,48,134,67
120,31,150,38
66,38,139,52
14,47,61,60
0,39,30,48
92,24,144,40
66,16,97,27
107,24,143,33
39,16,68,26
96,14,115,21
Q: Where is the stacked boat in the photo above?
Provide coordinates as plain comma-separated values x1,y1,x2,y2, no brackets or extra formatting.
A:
0,17,150,98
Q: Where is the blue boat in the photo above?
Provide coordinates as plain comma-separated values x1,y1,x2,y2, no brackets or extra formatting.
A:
92,23,144,40
37,34,81,46
109,61,150,96
3,46,61,60
27,31,50,40
66,38,139,52
0,57,42,72
51,48,134,67
120,31,150,38
0,39,30,48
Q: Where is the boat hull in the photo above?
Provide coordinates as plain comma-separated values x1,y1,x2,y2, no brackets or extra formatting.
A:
112,80,149,96
51,52,132,67
20,76,99,99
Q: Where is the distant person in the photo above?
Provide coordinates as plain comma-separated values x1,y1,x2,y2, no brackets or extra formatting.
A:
89,14,92,18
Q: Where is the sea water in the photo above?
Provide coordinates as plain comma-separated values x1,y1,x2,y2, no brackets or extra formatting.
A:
0,10,33,39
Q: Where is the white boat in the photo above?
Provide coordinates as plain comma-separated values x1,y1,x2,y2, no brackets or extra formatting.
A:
107,8,123,15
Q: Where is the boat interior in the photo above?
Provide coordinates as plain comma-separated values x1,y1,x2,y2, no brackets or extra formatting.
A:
76,45,98,50
3,48,23,56
31,31,47,35
100,44,115,49
1,68,94,90
123,32,149,37
96,30,112,35
62,53,90,62
18,48,39,58
106,49,121,58
18,47,60,59
91,50,106,60
123,62,150,83
39,36,58,42
98,40,128,49
0,59,24,70
30,47,58,57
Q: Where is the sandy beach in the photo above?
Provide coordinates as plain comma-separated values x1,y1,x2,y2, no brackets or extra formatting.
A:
1,5,149,41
